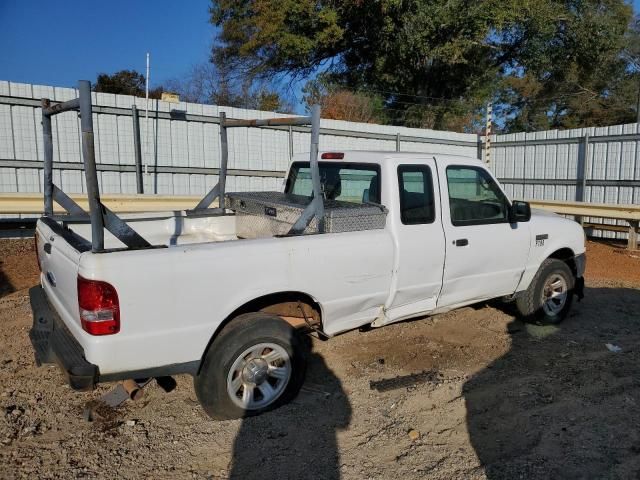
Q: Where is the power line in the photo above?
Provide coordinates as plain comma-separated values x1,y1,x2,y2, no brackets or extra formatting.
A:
313,86,470,105
352,87,468,104
329,84,614,107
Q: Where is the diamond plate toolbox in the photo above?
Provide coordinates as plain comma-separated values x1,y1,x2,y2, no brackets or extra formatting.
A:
226,191,387,238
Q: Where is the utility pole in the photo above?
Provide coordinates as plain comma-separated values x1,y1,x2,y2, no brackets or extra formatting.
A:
144,52,150,177
484,101,493,165
636,79,640,125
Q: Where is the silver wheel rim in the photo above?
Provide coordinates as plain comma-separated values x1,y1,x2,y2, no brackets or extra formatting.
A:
541,273,568,316
226,343,291,410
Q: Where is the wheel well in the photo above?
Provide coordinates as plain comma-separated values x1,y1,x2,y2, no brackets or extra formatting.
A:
197,292,323,374
549,248,576,276
227,291,322,328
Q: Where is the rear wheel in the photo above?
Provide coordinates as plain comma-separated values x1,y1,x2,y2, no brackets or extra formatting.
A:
195,313,306,420
516,258,574,325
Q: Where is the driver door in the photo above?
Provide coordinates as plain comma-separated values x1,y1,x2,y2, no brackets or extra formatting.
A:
437,164,530,308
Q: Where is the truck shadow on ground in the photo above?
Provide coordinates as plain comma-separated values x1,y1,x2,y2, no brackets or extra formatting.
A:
0,262,14,299
229,337,351,480
464,286,640,479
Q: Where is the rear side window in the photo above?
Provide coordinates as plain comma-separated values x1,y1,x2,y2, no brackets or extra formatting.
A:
286,162,381,204
397,165,435,225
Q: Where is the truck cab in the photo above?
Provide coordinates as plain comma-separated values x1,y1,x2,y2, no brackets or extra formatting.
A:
284,151,584,326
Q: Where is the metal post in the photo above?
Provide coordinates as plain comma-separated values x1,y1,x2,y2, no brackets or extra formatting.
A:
289,125,294,159
131,105,144,194
576,133,589,202
144,52,150,176
581,133,589,200
521,138,528,198
78,80,104,252
396,133,401,152
190,113,228,211
41,100,54,216
288,105,324,234
575,133,589,224
309,105,324,228
636,80,640,125
219,112,229,210
629,220,639,251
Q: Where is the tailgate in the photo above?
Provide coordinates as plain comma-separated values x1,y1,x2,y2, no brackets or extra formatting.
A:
35,219,83,331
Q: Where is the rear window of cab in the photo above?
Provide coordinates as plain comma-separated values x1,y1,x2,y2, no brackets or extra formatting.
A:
285,162,381,204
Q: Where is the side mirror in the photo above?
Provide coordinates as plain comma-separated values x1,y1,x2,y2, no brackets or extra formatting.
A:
509,200,531,223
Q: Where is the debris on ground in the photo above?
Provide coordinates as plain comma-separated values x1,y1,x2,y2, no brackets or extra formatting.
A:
605,343,622,353
369,370,442,392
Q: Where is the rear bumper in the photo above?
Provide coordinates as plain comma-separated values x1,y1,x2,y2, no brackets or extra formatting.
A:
28,286,199,391
29,285,98,391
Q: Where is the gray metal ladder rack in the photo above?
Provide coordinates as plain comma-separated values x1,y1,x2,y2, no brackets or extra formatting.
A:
41,80,324,251
189,104,324,235
42,80,150,252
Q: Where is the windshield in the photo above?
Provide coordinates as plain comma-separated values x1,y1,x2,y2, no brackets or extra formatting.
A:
285,162,381,204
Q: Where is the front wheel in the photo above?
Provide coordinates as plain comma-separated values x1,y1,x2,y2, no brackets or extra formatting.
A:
516,258,575,325
195,313,307,420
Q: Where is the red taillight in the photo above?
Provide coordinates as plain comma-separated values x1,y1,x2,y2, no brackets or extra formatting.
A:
34,233,41,271
321,152,344,159
77,276,120,335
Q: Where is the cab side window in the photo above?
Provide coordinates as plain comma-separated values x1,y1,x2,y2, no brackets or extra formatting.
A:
397,165,435,225
446,166,508,226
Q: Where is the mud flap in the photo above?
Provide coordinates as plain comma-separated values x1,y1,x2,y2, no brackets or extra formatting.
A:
575,276,585,301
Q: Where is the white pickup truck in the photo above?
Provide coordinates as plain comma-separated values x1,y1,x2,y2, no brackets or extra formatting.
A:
30,150,585,419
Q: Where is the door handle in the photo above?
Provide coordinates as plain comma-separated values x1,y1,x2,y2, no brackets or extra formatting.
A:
454,239,469,247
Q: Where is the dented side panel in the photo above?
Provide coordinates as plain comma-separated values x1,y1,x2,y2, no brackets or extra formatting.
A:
77,228,394,374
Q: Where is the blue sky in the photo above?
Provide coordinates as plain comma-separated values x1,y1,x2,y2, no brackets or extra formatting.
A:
0,0,214,89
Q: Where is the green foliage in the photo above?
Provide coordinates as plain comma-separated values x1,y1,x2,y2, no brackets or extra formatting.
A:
94,70,163,99
495,1,636,131
210,0,342,77
210,0,638,132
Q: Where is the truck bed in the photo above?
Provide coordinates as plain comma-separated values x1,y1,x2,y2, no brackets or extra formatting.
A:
65,212,239,249
58,191,388,249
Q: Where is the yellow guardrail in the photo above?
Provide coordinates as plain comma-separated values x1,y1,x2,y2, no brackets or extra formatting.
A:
527,199,640,221
526,199,639,250
0,194,638,249
0,193,201,214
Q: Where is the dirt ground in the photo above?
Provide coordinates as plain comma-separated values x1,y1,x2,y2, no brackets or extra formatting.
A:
1,238,640,479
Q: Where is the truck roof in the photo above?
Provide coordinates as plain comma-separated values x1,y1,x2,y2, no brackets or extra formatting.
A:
291,150,483,167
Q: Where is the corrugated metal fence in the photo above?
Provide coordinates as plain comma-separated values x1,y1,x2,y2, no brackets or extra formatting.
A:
1,81,639,240
486,125,640,238
0,81,478,203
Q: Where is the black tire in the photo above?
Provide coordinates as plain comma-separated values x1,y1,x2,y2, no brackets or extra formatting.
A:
194,312,307,420
516,258,575,325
